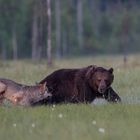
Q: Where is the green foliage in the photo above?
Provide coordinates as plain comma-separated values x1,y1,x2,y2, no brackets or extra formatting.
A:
0,55,140,139
0,0,140,59
0,105,140,140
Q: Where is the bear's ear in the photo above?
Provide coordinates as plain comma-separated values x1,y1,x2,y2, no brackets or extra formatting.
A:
86,65,97,79
108,68,113,74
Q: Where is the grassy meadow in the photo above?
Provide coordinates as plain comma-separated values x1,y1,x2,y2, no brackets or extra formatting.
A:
0,55,140,140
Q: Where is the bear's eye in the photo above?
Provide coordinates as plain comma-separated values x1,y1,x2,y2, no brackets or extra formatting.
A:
105,80,109,83
98,79,101,82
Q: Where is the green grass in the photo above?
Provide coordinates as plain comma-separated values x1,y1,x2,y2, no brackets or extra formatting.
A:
0,55,140,140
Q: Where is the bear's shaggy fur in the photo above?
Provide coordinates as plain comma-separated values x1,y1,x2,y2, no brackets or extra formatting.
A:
39,65,121,104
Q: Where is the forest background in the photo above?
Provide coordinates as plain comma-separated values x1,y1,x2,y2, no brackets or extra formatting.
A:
0,0,139,62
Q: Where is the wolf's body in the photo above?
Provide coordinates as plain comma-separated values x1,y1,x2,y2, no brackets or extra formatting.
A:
0,78,51,106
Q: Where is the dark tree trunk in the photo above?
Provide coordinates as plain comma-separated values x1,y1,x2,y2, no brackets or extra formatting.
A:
121,8,130,67
77,0,83,50
88,0,100,37
12,27,18,60
1,43,7,60
38,5,43,60
31,3,38,61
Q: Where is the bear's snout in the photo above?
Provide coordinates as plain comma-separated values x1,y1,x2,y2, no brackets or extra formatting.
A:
98,81,107,93
98,87,106,93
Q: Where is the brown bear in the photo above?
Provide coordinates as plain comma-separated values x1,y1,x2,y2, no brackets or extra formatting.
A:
39,65,121,104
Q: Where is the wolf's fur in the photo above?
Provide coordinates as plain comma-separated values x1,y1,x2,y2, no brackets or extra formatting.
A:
0,78,51,106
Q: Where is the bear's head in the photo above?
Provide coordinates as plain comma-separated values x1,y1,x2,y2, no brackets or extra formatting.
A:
86,66,114,94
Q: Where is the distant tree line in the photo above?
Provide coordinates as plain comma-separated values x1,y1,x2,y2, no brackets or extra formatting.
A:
0,0,140,61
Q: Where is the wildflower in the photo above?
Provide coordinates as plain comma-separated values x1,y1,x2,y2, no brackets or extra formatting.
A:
98,128,105,133
92,120,96,125
58,113,63,118
31,123,35,128
13,123,16,127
